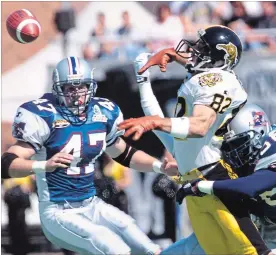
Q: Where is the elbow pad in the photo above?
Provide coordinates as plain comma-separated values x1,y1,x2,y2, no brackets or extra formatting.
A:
113,143,138,167
1,152,19,179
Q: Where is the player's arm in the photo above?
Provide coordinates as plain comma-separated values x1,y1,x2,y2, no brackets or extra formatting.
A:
135,53,174,153
105,137,178,176
119,104,216,141
177,169,276,202
212,170,276,199
153,104,216,138
2,141,37,178
2,141,73,179
2,106,73,179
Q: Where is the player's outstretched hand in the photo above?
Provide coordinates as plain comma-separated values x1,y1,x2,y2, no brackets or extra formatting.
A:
118,115,162,141
161,157,179,176
138,47,177,74
176,178,206,204
46,152,73,172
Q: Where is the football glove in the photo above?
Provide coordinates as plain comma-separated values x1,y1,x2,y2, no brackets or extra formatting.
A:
176,178,206,204
134,53,152,83
137,48,177,74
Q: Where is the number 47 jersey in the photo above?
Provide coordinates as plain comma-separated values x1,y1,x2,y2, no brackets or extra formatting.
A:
12,93,124,202
174,69,247,174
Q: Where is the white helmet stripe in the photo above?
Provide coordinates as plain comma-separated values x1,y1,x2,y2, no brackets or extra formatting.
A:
67,57,73,75
75,57,80,74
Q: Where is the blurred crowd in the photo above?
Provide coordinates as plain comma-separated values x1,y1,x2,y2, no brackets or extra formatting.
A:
82,1,276,62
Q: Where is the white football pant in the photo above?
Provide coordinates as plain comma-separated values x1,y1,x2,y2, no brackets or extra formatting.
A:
39,196,160,255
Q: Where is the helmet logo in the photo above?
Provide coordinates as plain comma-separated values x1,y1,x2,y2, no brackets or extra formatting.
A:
252,111,267,127
216,42,238,67
198,73,223,87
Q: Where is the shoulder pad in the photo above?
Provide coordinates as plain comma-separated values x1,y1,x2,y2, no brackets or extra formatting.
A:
20,97,57,118
92,97,120,115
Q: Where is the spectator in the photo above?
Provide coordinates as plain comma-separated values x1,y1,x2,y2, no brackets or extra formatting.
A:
169,1,191,16
82,42,97,61
118,11,132,36
114,11,149,61
97,41,119,60
91,12,110,37
224,1,262,28
224,2,276,52
148,4,184,51
180,2,232,34
257,2,276,28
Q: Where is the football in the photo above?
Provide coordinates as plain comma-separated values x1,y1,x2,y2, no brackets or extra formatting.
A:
6,9,41,44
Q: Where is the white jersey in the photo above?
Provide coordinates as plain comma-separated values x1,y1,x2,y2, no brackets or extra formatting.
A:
173,69,247,174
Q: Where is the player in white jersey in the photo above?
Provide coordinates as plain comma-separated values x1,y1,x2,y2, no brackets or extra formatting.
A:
118,25,270,254
1,57,179,255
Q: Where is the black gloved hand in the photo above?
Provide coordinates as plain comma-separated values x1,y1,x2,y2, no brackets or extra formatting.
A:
176,178,206,204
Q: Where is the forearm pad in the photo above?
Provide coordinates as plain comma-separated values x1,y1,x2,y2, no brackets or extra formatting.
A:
112,144,138,167
1,152,19,179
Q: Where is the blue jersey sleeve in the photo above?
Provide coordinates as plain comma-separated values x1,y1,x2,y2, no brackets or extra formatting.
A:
213,169,276,200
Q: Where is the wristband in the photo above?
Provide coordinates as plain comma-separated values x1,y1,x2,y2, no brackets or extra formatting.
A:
152,160,162,173
170,117,190,139
197,181,214,195
32,161,47,173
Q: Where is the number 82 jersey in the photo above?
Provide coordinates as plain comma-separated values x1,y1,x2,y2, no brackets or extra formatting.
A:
12,93,124,202
174,69,247,174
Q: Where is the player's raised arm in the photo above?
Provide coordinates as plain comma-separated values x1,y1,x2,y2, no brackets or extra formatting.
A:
135,53,174,154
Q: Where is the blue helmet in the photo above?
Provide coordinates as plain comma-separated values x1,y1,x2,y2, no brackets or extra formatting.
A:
52,56,97,121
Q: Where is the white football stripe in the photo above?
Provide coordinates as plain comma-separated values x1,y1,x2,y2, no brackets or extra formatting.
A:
21,9,33,17
16,19,41,44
